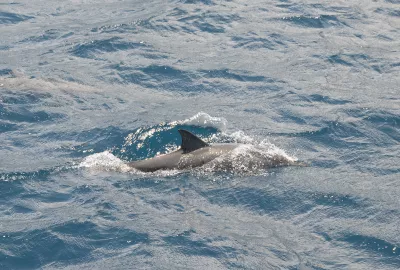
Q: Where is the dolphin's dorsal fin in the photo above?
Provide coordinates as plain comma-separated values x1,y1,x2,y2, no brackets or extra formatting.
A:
178,129,209,153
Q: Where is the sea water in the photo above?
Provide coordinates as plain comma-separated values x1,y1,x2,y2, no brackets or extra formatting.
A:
1,0,399,269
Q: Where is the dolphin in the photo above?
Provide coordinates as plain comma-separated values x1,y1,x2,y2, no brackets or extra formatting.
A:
128,129,299,172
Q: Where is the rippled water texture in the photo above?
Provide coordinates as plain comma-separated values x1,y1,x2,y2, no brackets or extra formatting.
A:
1,0,399,269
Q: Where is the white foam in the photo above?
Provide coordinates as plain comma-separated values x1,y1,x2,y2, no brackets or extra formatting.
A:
227,130,255,144
172,112,228,131
78,151,183,177
202,138,298,174
78,151,131,172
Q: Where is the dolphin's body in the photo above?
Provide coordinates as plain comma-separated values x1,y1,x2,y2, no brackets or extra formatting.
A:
128,129,298,173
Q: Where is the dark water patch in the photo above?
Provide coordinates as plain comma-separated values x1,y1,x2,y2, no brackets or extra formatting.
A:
118,64,190,87
0,68,13,76
247,84,283,92
0,11,33,24
232,36,276,50
201,186,313,216
112,173,185,192
277,109,307,124
339,234,400,263
202,185,368,219
198,68,267,82
140,64,187,79
163,230,238,258
359,166,400,176
0,228,91,269
0,180,26,206
21,190,71,204
0,221,149,269
0,164,72,183
70,37,149,58
178,12,240,33
305,93,352,105
20,29,68,43
168,8,188,17
40,126,129,157
139,52,169,59
1,91,52,105
94,201,120,221
138,18,181,32
311,192,366,208
193,20,224,33
361,111,400,127
0,104,64,123
0,121,18,133
0,45,11,50
325,53,384,72
376,34,394,41
243,108,266,114
0,91,63,123
77,128,129,156
117,64,270,92
91,19,180,34
232,32,294,51
201,81,236,93
375,8,400,17
347,109,400,143
180,0,214,5
292,121,376,149
276,3,304,13
10,204,35,214
117,64,215,93
147,199,173,211
106,63,135,72
310,159,340,168
72,184,105,196
327,54,352,66
389,62,400,71
52,220,150,249
280,15,348,28
178,15,223,33
90,21,141,34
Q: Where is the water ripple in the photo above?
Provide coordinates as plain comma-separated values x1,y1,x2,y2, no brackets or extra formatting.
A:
0,11,33,24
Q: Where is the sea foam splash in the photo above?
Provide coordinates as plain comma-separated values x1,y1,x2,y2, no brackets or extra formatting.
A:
201,143,298,174
78,151,132,172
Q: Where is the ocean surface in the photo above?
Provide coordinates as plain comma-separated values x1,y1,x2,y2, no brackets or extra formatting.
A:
1,0,399,269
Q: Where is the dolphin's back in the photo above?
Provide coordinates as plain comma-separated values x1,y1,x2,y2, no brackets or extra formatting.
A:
126,129,298,173
128,150,183,172
178,144,239,169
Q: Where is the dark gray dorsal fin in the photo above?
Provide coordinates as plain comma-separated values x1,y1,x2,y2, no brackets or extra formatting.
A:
178,129,209,153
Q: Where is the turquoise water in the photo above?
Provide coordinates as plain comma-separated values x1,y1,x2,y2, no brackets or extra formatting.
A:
1,0,399,269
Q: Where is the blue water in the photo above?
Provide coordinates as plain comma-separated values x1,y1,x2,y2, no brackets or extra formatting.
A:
1,0,399,269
